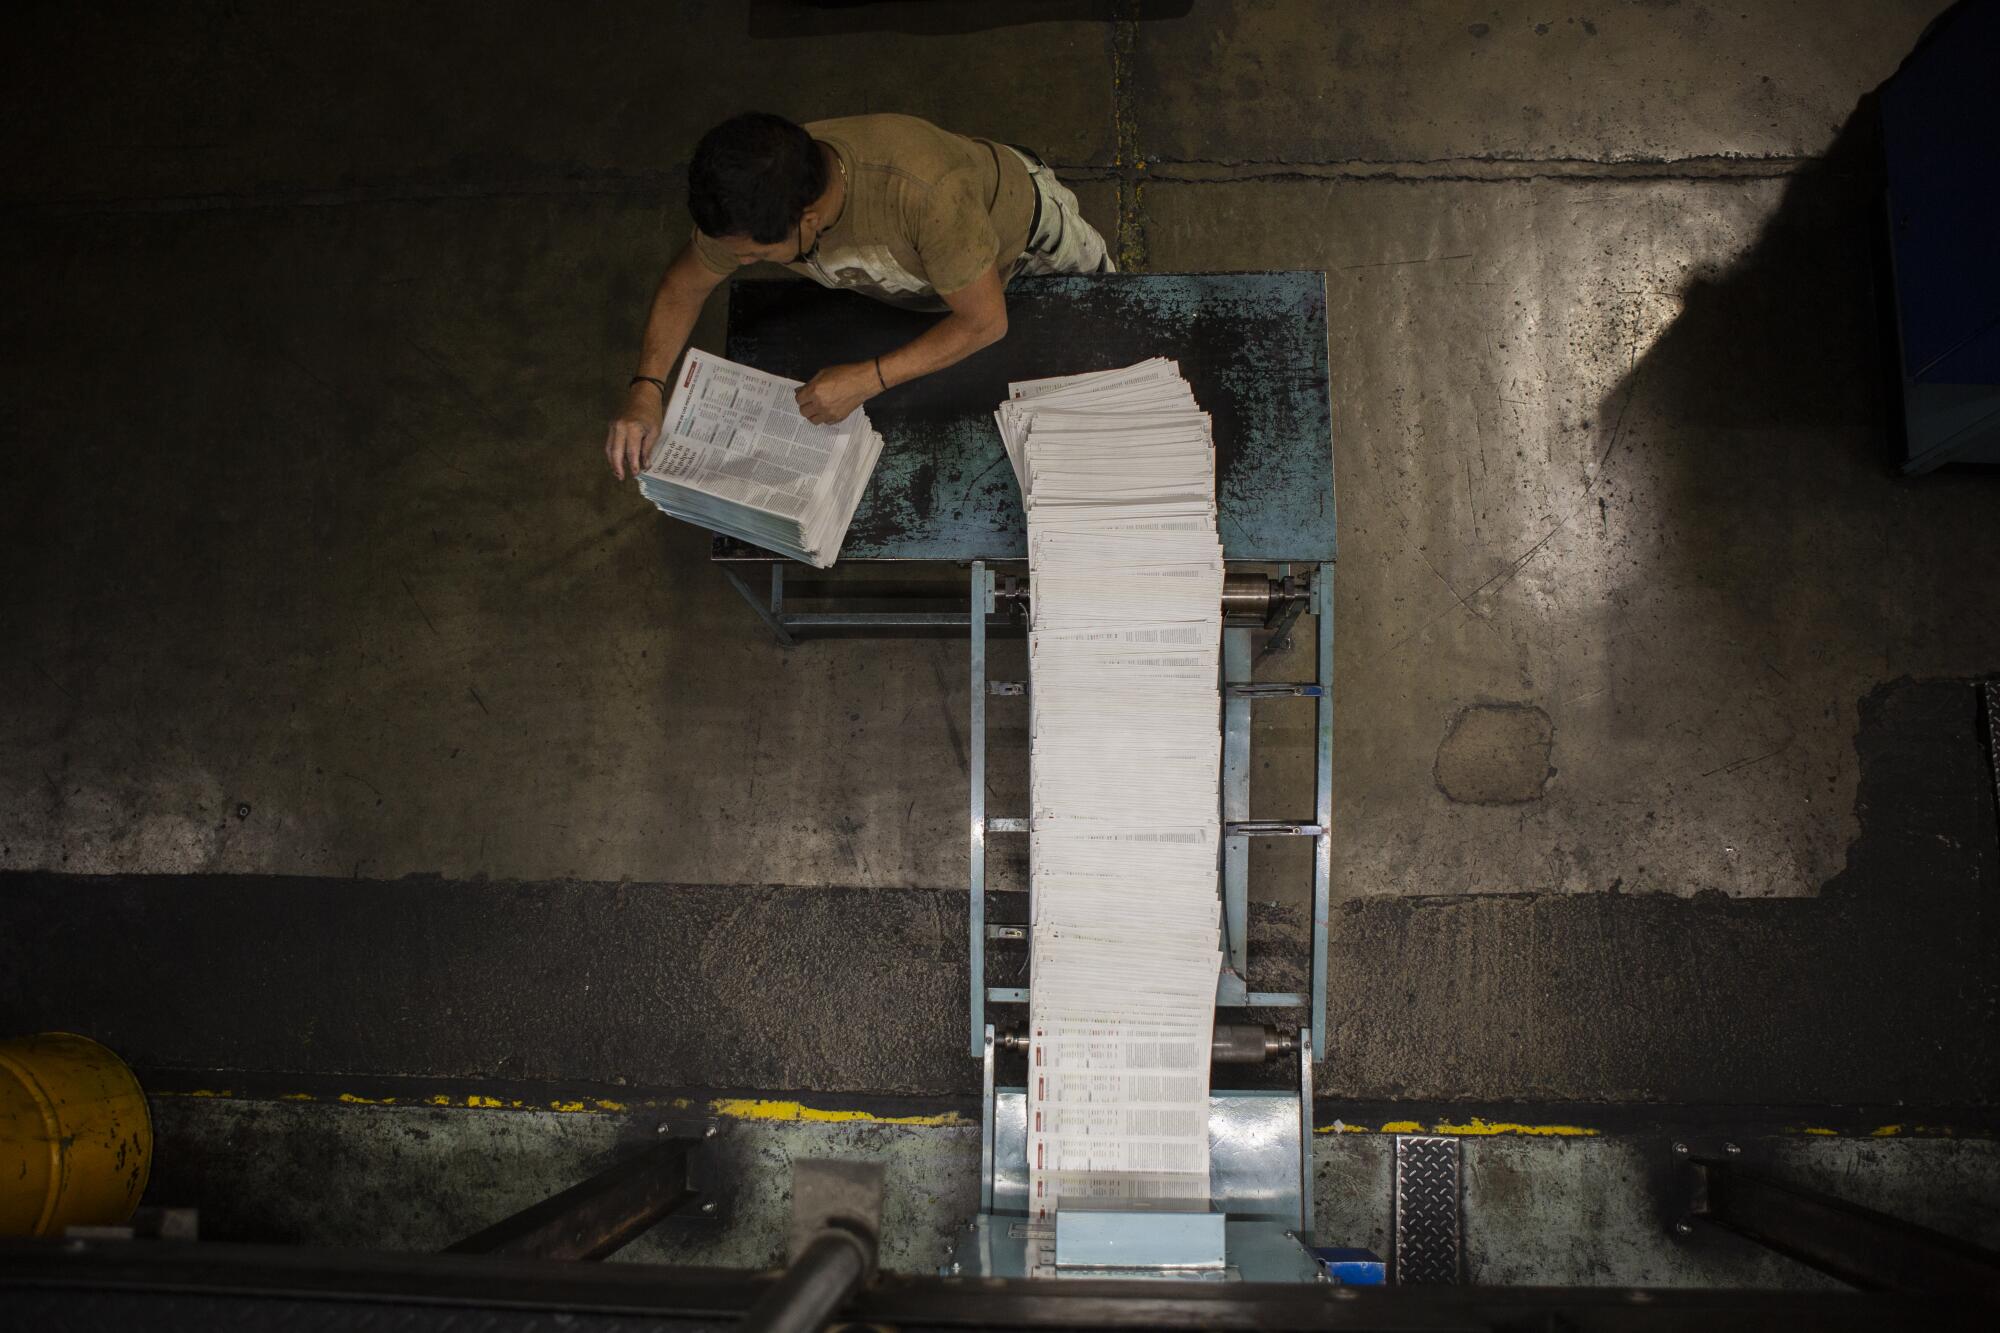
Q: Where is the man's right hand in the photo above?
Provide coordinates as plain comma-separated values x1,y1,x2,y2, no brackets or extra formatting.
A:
605,383,666,481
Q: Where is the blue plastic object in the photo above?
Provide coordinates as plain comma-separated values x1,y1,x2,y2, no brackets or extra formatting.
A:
1312,1246,1387,1285
1881,1,2000,471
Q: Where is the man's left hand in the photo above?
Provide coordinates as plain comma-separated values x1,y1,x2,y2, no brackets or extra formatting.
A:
795,362,881,425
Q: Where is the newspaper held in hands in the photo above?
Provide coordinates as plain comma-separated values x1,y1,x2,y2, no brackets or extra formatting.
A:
637,349,885,568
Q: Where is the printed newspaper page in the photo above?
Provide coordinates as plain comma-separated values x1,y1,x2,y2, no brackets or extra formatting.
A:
643,349,852,522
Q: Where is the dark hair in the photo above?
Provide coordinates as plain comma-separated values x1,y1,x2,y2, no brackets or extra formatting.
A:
688,113,827,244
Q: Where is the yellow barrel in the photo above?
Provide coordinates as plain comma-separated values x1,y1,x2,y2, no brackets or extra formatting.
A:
0,1033,152,1236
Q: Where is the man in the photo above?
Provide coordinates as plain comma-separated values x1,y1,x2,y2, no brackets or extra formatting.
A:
604,112,1113,479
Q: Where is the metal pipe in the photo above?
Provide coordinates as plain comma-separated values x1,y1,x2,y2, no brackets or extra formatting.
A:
765,571,1295,627
967,561,990,1058
999,1024,1293,1065
740,1226,872,1333
1224,572,1311,626
443,1138,695,1261
1212,1023,1297,1064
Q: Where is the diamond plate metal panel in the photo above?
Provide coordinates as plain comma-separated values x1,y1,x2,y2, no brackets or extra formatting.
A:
1393,1135,1462,1285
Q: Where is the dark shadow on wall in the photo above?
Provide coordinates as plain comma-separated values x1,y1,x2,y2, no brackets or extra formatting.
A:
748,0,1193,38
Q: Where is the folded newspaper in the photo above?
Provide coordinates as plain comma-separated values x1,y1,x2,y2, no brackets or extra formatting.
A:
638,349,884,568
1004,359,1226,1222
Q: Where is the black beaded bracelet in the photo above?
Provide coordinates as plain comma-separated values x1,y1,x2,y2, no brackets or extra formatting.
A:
629,374,668,399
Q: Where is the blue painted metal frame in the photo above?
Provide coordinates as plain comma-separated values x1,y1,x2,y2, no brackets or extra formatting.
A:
968,561,1337,1048
965,575,1335,1265
1313,564,1334,1044
979,1023,997,1215
1299,1026,1317,1236
968,561,994,1058
1220,628,1252,1000
716,566,795,647
712,271,1338,1220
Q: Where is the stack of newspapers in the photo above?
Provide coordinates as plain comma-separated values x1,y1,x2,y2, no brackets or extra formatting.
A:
638,349,883,568
998,359,1224,1220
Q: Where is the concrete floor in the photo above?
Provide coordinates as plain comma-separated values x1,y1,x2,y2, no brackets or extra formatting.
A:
9,0,1991,901
4,0,1999,1289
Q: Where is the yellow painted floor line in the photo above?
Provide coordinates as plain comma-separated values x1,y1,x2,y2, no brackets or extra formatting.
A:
150,1091,1967,1140
708,1097,969,1128
153,1087,970,1127
1320,1118,1599,1137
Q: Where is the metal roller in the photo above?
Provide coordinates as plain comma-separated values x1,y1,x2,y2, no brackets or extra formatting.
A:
999,1024,1294,1065
1221,571,1274,625
1007,571,1307,627
1224,572,1309,626
1210,1023,1299,1064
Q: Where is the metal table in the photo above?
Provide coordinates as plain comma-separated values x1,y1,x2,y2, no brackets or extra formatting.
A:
716,271,1335,638
715,274,1338,1257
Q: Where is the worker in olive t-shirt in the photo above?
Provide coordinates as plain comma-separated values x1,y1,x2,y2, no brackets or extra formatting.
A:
604,112,1114,480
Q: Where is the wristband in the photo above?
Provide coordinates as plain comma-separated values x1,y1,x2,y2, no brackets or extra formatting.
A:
873,356,888,391
629,374,668,399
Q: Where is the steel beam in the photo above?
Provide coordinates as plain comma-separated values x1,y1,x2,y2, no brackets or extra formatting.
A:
1298,1027,1316,1234
4,1238,1961,1329
744,1159,885,1333
444,1138,695,1261
1311,563,1334,1048
1222,627,1252,981
1689,1157,2000,1302
968,561,992,1056
719,565,796,648
980,1025,998,1214
742,1228,872,1333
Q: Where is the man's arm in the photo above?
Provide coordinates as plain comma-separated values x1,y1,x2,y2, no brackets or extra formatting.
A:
793,264,1008,425
605,244,730,480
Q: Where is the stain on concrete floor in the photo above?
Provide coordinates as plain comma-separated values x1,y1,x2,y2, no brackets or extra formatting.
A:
1436,703,1556,805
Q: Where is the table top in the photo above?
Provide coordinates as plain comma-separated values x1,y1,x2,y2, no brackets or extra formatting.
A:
717,271,1335,564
